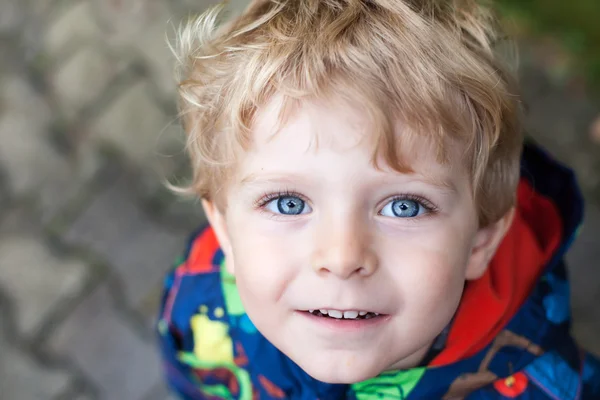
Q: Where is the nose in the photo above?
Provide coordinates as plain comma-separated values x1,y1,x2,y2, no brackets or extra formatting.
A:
310,215,379,279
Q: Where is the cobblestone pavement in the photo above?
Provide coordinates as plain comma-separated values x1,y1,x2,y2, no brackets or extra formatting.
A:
0,1,598,399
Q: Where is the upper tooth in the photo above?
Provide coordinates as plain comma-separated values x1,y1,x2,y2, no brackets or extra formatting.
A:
320,309,328,315
343,311,359,319
327,310,343,319
359,311,367,316
308,309,314,313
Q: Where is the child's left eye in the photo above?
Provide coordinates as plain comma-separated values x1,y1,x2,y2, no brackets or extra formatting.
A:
265,195,312,215
380,198,427,218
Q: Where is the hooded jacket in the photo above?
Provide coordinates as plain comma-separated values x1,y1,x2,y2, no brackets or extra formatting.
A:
157,142,600,399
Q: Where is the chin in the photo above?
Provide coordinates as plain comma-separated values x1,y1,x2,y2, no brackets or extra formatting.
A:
298,359,383,384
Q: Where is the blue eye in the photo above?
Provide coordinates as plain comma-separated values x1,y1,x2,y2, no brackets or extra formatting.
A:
265,196,311,215
380,199,425,218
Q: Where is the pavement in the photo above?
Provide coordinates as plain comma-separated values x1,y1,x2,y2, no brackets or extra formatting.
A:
0,1,598,399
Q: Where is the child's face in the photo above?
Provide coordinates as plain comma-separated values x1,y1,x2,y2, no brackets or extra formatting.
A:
205,97,501,383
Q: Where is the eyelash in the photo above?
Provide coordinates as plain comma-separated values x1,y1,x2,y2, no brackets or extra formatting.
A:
381,193,439,215
254,189,307,210
254,191,439,216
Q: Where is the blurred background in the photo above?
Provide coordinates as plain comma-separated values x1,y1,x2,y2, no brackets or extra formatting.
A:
0,0,599,399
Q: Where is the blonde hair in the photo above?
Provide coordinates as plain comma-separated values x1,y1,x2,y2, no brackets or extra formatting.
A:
173,0,523,226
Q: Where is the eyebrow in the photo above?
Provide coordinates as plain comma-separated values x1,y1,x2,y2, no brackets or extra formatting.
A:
240,171,457,194
408,173,457,194
240,173,307,187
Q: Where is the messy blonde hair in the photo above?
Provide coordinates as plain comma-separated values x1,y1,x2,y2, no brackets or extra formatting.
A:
173,0,523,226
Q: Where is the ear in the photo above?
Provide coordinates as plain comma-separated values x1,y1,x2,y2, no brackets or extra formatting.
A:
465,207,516,280
202,199,235,274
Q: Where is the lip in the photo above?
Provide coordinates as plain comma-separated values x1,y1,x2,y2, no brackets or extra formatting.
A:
295,310,391,332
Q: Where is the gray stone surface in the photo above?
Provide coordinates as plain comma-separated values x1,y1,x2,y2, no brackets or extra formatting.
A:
63,176,189,307
47,284,164,400
87,82,178,167
45,2,103,56
140,379,176,400
90,0,180,99
1,1,209,398
50,46,120,121
0,235,89,336
0,0,24,34
567,204,600,356
520,62,600,196
0,328,71,399
0,72,88,224
0,74,68,197
70,394,95,400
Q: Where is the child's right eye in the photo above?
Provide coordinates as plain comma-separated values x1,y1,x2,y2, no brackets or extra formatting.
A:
264,195,312,215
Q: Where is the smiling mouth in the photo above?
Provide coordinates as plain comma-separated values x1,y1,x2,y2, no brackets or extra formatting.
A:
306,309,381,320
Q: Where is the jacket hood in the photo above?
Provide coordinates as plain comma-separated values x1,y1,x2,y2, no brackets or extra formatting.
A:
430,141,583,367
159,142,600,400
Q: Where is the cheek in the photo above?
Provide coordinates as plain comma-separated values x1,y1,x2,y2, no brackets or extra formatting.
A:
400,253,466,307
382,227,474,314
228,222,302,308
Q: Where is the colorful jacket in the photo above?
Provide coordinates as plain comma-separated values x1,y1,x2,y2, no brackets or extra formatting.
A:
157,142,600,399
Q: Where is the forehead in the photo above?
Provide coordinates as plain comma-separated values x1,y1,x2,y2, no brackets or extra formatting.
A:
238,96,467,185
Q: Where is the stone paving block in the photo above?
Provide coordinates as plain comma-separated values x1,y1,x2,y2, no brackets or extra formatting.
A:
136,280,167,328
140,379,176,400
0,169,9,214
171,0,248,18
227,0,252,14
567,203,600,308
573,308,600,357
0,235,90,337
159,194,207,232
0,71,52,137
172,0,222,14
23,0,56,20
0,326,71,399
47,285,163,400
70,394,95,400
0,0,24,34
50,46,122,120
80,78,190,215
63,176,189,307
135,155,208,232
158,0,258,97
45,1,103,56
88,0,238,100
88,81,181,169
0,73,85,223
0,74,71,197
520,59,600,195
89,0,177,98
567,203,600,356
135,20,178,99
90,0,169,36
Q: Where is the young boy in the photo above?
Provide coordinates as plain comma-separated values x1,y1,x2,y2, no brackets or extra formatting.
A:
157,0,600,398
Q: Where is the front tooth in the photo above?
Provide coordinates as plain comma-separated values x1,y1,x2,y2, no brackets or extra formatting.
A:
308,309,315,313
320,309,328,315
343,311,359,319
327,310,343,319
359,311,367,316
